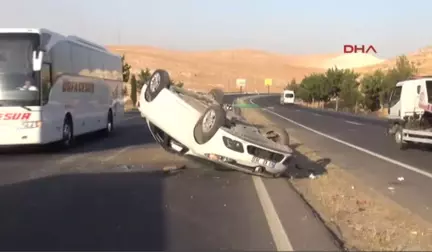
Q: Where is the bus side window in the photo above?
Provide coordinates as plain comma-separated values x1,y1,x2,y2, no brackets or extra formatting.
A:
41,62,52,105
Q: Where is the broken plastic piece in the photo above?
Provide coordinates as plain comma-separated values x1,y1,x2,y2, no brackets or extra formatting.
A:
162,165,186,172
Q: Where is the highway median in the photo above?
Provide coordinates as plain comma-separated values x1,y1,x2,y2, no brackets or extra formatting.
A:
235,96,432,251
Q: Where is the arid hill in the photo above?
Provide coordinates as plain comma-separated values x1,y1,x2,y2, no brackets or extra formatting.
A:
357,47,432,75
108,45,432,92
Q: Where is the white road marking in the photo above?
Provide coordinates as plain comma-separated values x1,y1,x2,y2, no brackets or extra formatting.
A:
57,153,90,165
295,109,301,112
249,98,432,180
252,176,294,251
101,146,134,162
312,113,322,116
123,116,140,121
345,120,363,126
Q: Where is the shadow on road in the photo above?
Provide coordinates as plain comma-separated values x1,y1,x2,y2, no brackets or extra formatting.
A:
403,142,432,153
285,143,330,179
0,171,165,251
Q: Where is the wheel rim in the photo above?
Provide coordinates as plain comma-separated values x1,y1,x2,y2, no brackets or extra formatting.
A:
202,110,216,133
63,124,71,145
395,131,402,144
149,73,161,92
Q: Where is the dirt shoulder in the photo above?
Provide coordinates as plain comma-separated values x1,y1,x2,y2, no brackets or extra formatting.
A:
236,98,432,251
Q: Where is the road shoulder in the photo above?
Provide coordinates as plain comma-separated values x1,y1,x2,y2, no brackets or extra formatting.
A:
237,97,432,251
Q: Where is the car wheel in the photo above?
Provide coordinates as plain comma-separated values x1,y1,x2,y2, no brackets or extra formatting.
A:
260,125,290,146
145,69,171,102
194,105,226,144
394,125,409,150
209,88,224,104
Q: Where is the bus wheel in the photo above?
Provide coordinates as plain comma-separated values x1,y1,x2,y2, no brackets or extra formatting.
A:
61,117,74,148
104,110,114,135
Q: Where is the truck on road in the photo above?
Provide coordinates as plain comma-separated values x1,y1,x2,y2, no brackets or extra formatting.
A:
387,76,432,149
0,28,123,148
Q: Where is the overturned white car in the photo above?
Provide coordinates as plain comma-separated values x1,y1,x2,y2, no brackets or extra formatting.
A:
139,69,294,177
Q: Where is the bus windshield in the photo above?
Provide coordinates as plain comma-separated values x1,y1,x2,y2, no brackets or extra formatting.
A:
0,33,40,106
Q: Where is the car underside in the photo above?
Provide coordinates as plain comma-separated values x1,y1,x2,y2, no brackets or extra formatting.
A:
146,105,292,178
140,69,293,178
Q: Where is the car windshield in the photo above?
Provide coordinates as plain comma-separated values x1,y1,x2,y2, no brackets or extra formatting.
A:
0,33,40,106
285,93,294,98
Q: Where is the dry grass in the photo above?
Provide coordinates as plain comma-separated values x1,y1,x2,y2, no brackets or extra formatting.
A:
237,97,432,251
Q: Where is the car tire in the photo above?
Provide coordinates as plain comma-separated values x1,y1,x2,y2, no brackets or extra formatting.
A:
145,69,171,102
260,125,290,146
194,105,226,144
209,88,224,104
394,125,409,150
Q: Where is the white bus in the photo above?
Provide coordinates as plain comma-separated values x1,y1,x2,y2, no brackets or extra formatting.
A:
0,28,123,148
280,89,295,105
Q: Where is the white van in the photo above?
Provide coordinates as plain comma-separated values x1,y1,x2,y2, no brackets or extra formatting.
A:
280,90,295,105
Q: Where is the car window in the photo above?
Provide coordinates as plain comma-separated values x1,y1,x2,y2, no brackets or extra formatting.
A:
389,86,402,107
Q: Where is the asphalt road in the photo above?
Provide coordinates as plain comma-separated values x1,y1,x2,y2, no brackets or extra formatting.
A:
252,95,432,223
0,95,339,251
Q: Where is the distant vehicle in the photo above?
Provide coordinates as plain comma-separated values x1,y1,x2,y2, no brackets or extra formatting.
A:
0,28,123,147
387,77,432,149
139,69,294,177
280,90,295,105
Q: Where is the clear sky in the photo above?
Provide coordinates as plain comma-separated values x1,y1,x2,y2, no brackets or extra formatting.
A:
2,0,431,58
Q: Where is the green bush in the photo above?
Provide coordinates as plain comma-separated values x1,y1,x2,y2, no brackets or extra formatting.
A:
297,55,419,113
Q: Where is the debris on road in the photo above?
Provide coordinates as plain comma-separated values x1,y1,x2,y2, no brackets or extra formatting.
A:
117,164,132,170
163,164,186,173
397,176,405,182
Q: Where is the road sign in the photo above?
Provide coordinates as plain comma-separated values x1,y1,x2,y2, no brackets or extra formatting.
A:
265,78,272,86
236,78,246,87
